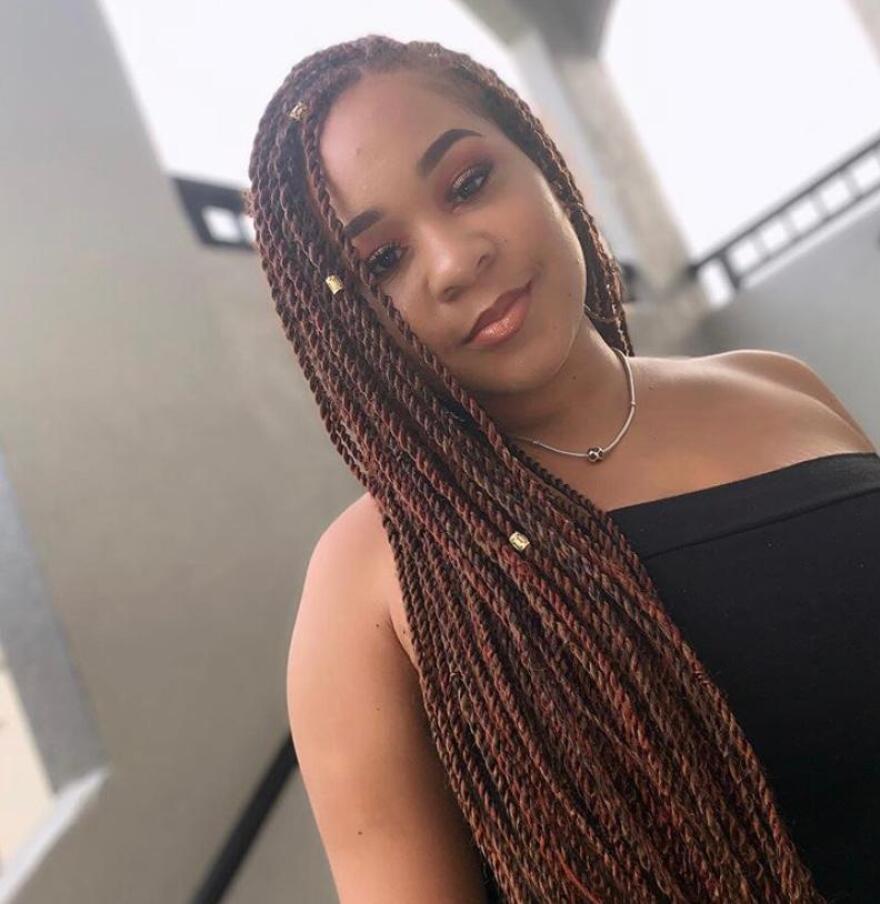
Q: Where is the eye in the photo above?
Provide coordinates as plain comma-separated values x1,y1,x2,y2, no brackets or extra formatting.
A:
365,244,404,280
448,161,492,205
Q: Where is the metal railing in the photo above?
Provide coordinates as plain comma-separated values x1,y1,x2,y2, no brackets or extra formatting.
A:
687,130,880,294
190,735,296,904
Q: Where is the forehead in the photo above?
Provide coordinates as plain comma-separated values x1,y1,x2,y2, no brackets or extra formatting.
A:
317,71,493,219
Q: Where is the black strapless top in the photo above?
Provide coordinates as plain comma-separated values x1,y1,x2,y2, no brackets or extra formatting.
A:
607,451,880,903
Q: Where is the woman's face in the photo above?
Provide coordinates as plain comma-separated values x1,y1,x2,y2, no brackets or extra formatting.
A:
316,69,588,400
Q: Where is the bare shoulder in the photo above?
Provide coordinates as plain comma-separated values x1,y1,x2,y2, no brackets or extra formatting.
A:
322,492,389,572
308,491,395,632
706,348,876,452
287,495,397,707
309,492,416,665
708,347,831,393
286,497,490,903
339,493,418,666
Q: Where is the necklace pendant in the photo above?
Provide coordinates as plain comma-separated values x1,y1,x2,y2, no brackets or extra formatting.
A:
586,446,605,463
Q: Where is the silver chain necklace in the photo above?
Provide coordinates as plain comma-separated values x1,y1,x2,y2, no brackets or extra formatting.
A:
505,346,636,464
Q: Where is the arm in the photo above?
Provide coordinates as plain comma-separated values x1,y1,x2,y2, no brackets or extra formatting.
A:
287,514,489,904
717,349,877,453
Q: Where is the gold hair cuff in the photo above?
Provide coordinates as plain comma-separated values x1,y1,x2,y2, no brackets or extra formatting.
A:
509,531,530,552
289,101,307,121
325,274,344,295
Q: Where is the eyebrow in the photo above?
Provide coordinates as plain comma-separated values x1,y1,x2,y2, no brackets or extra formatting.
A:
340,128,484,240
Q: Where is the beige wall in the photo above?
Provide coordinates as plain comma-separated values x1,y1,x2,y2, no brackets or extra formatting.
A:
1,0,352,900
688,194,880,443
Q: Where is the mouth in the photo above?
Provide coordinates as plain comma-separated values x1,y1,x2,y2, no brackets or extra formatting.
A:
465,279,533,347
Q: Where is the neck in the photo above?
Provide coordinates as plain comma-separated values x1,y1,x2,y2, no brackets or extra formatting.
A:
473,317,634,453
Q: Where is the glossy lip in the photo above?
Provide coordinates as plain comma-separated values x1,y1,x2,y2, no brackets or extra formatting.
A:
465,281,532,348
465,279,532,345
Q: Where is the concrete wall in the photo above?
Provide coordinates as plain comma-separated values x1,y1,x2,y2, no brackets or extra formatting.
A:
686,193,880,444
0,1,352,901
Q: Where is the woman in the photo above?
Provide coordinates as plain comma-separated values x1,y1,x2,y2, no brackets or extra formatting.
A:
247,35,878,902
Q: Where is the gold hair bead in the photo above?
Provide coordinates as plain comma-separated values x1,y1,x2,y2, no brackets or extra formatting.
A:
288,101,307,121
325,274,344,295
509,531,530,552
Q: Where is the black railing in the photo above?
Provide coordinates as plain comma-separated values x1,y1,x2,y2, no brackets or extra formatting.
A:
687,130,880,293
190,734,297,904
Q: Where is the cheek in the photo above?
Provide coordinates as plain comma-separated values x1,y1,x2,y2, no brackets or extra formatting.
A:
510,175,581,264
536,181,578,252
558,213,587,294
514,176,587,305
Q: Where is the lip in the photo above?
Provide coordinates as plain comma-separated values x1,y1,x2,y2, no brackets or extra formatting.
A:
465,279,532,346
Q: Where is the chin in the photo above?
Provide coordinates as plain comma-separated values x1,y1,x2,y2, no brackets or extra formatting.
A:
472,345,568,396
454,304,575,394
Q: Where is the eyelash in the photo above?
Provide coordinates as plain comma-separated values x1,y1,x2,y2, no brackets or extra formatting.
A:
365,162,493,279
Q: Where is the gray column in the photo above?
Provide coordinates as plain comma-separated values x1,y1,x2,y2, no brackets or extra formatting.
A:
554,52,711,349
462,0,712,353
505,27,638,265
848,0,880,64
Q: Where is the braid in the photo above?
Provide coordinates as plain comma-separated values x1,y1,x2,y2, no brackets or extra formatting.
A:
248,34,825,903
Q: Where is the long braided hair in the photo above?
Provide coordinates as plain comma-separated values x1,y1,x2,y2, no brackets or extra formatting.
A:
247,35,825,903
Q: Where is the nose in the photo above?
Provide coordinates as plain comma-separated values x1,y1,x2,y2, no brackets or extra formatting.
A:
421,220,495,303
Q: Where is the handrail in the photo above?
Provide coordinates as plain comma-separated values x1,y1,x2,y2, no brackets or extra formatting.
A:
686,130,880,292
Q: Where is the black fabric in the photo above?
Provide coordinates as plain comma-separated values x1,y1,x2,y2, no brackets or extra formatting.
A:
608,451,880,903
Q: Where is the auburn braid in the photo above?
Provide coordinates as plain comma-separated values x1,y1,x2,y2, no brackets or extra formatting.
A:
247,33,825,903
